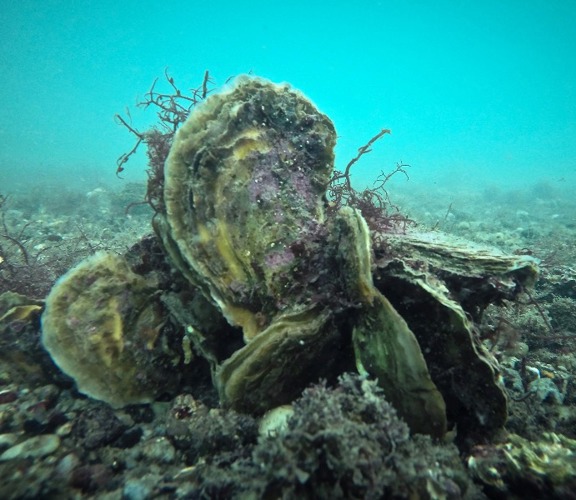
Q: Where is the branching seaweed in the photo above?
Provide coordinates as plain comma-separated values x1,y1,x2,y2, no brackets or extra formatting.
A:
328,130,413,235
115,69,214,212
0,194,106,297
116,73,414,238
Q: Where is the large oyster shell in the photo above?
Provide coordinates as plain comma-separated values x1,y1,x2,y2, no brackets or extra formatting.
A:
158,77,448,435
41,252,179,407
160,76,336,340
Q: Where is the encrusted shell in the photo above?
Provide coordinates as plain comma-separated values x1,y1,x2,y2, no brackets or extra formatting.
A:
373,232,539,435
381,262,508,433
337,207,447,437
159,77,448,434
41,252,179,407
161,76,336,340
217,307,348,414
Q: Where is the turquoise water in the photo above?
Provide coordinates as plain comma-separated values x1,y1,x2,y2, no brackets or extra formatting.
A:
1,0,575,194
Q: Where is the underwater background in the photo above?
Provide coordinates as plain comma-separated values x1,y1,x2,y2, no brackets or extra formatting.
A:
1,1,576,499
1,0,575,193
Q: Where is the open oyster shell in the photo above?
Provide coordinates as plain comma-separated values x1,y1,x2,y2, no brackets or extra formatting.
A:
374,231,539,436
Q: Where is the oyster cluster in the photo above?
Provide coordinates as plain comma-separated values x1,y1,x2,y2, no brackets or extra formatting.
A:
40,77,538,438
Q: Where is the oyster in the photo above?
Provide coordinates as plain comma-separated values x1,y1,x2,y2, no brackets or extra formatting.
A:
336,206,447,436
159,76,336,340
38,76,539,441
374,232,538,436
158,77,447,435
41,252,179,407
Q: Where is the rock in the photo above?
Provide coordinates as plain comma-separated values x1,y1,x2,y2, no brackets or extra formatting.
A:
55,452,81,480
0,433,19,452
0,390,17,405
123,475,159,500
72,404,128,449
69,463,113,493
112,426,143,448
259,405,293,437
140,436,176,464
529,377,565,404
0,434,60,461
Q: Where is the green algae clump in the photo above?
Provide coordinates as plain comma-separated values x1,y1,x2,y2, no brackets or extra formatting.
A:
180,374,478,499
41,252,179,407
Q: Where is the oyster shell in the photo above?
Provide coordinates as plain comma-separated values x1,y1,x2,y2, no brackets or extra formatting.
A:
160,76,336,340
217,307,347,414
158,76,448,434
38,76,541,442
374,231,539,436
336,206,447,437
41,252,179,407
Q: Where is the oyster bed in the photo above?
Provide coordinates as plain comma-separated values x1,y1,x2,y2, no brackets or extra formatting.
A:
2,81,576,497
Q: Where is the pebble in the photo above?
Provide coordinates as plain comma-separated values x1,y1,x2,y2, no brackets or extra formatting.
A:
113,426,143,448
0,433,19,452
56,421,74,437
529,378,565,405
123,477,153,500
259,404,294,437
0,390,17,404
55,452,81,479
73,404,128,449
141,436,176,464
0,434,60,461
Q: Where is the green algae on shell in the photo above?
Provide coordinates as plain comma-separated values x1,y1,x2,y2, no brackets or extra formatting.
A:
352,292,448,438
0,291,43,324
